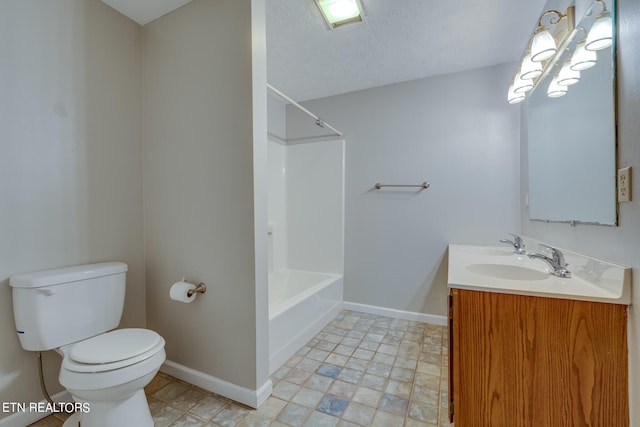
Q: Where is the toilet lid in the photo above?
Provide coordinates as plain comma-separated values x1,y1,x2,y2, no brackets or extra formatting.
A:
70,329,162,364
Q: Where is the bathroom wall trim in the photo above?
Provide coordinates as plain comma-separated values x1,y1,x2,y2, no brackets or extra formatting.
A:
0,390,71,427
161,360,272,409
343,301,448,326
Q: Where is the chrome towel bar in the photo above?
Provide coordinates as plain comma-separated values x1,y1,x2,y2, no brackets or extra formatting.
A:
374,182,430,190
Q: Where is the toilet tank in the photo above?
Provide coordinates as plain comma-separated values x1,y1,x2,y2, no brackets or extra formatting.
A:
9,262,128,351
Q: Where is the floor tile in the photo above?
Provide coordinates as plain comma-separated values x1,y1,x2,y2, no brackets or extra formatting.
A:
276,402,312,427
408,402,439,424
336,368,363,384
325,353,349,367
255,397,286,418
189,396,227,420
316,395,349,417
273,381,302,400
236,413,272,427
169,414,207,426
378,393,409,416
292,387,325,408
371,409,405,427
305,374,334,392
351,386,382,408
316,363,342,379
150,398,184,427
366,362,392,378
284,367,314,385
327,380,357,400
298,357,323,372
33,310,450,427
303,410,339,427
26,418,63,427
210,405,250,427
360,373,387,391
341,401,375,425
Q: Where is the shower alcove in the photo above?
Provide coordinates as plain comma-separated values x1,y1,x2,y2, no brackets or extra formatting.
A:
267,85,345,374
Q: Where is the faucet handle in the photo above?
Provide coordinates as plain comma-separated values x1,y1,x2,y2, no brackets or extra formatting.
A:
539,244,567,267
500,233,526,254
508,233,523,246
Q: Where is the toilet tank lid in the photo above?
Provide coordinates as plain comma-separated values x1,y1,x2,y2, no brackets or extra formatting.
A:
9,262,128,288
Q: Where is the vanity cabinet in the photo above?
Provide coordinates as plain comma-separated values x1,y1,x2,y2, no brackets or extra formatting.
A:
448,289,628,426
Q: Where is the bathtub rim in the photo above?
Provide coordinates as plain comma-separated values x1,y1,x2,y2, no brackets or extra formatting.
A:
269,269,342,319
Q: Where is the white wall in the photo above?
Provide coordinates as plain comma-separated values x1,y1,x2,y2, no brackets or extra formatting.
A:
286,141,345,274
143,0,269,397
267,95,288,273
0,0,143,419
268,94,287,142
287,63,521,316
267,141,288,273
521,0,640,421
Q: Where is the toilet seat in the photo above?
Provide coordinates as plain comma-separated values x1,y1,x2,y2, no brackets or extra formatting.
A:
63,329,164,373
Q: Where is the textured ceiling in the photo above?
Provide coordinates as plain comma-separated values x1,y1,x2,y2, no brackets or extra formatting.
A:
266,0,546,101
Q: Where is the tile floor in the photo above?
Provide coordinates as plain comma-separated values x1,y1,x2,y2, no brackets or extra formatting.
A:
30,310,451,427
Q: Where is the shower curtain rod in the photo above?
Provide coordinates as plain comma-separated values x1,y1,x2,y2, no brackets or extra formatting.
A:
267,83,343,137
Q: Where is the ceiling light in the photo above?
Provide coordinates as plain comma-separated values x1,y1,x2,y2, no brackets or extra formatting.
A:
315,0,363,29
557,60,580,85
547,74,568,98
585,1,613,51
570,40,597,70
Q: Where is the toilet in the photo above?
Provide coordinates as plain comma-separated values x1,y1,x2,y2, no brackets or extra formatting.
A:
9,262,165,427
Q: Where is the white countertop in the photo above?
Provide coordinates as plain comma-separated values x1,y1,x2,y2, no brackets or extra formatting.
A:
448,244,631,305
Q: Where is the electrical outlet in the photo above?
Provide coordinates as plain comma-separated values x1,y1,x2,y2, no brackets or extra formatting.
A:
618,167,632,202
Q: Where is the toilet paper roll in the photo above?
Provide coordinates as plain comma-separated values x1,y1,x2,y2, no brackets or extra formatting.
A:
170,281,197,303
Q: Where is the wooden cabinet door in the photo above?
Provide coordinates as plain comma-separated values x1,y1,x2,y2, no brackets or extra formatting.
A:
451,289,628,427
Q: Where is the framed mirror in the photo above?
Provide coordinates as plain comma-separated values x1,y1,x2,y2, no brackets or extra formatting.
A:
526,0,617,225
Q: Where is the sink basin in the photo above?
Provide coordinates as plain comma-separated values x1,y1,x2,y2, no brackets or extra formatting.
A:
459,247,516,257
448,244,631,305
466,263,548,281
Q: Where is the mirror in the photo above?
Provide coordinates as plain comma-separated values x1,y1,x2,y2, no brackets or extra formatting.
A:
526,0,617,225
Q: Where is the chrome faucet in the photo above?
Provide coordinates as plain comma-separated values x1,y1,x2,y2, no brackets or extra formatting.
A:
499,233,526,255
527,244,571,278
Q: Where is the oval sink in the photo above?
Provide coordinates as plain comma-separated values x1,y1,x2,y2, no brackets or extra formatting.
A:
461,247,515,257
466,263,548,281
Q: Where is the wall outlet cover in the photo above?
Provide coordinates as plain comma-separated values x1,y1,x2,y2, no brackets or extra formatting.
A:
617,167,632,203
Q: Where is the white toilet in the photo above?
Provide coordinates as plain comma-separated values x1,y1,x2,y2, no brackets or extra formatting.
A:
10,262,165,427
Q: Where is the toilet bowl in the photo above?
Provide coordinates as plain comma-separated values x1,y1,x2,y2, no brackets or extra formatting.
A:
9,262,166,427
57,329,165,427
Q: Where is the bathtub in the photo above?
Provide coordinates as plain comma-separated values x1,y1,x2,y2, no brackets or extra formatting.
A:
269,269,343,374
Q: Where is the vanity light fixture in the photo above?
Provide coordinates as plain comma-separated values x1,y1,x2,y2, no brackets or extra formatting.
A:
507,2,612,104
529,11,566,62
508,83,526,104
585,0,613,50
570,39,598,70
520,51,543,80
506,7,575,103
513,71,534,94
547,74,568,98
315,0,363,29
557,58,581,86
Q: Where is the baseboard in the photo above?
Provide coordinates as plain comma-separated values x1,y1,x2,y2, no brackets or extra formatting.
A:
342,301,447,326
161,360,272,409
269,302,342,375
0,390,72,427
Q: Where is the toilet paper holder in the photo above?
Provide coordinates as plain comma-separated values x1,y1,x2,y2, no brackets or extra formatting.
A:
187,282,207,297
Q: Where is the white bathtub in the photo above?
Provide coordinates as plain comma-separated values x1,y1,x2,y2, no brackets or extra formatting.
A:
269,270,343,374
